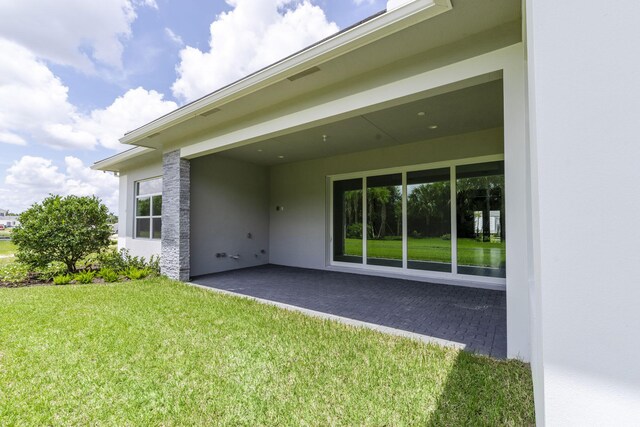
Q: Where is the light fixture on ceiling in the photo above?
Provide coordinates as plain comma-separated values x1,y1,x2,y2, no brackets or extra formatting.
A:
322,134,328,142
429,125,438,129
257,149,263,152
278,155,285,159
417,111,426,117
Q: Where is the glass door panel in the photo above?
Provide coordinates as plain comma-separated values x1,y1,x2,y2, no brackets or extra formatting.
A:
456,161,506,277
333,178,363,263
407,168,452,272
366,174,402,267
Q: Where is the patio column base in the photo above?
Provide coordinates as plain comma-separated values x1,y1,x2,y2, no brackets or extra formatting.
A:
161,150,190,281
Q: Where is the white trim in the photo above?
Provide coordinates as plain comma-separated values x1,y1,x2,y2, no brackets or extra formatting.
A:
92,146,156,172
450,165,458,274
402,172,408,269
133,176,163,241
328,154,506,289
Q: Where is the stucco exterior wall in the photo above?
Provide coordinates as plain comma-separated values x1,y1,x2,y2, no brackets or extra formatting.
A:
190,155,270,277
117,160,163,260
526,1,640,424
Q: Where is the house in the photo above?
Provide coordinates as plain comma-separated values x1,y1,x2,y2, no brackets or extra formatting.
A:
93,0,640,424
0,209,19,227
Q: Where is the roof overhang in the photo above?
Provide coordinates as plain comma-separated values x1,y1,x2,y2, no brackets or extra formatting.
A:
91,146,159,172
93,0,523,172
119,0,452,147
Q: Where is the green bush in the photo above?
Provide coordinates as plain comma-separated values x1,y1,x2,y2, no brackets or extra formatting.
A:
35,262,67,282
12,195,112,273
0,263,30,284
441,234,451,241
148,255,160,275
98,268,119,283
74,271,96,284
53,274,72,286
97,248,148,272
123,267,151,280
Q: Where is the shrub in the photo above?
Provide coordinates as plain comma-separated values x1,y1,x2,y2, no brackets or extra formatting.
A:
441,233,451,241
97,248,148,272
123,267,151,280
148,255,160,275
74,271,96,284
53,274,72,286
12,195,111,273
98,268,119,283
35,262,67,282
0,263,30,284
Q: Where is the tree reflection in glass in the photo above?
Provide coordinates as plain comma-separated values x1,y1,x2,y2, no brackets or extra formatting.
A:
456,161,506,278
366,174,402,267
407,168,451,272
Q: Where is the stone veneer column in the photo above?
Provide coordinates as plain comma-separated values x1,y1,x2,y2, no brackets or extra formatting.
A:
161,150,190,281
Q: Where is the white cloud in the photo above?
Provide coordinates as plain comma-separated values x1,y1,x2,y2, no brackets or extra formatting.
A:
353,0,376,4
0,0,156,72
0,132,26,146
0,38,177,151
0,39,78,149
74,87,178,150
2,156,119,213
165,28,184,45
172,0,339,102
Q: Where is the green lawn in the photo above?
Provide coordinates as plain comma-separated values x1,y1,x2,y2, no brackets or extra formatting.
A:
345,237,505,267
0,279,534,425
0,229,12,238
0,240,16,266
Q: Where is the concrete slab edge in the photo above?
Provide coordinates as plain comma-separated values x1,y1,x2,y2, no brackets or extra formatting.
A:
187,281,467,351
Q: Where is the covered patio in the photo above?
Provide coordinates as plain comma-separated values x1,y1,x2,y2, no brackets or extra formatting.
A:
192,264,507,358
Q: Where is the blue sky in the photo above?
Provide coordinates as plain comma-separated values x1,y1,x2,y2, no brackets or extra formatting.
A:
0,0,386,213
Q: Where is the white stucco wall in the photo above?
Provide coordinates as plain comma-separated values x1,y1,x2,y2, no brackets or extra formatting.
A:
118,160,163,260
526,1,640,424
190,155,270,277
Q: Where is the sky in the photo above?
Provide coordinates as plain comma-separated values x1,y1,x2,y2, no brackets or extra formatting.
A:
0,0,387,214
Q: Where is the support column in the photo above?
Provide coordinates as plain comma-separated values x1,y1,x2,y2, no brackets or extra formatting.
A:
161,150,190,281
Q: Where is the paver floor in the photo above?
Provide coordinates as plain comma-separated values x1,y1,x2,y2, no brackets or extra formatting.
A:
192,264,506,358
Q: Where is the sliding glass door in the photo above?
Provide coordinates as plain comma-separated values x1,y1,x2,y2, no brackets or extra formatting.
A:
333,178,363,264
366,174,402,267
407,168,451,272
331,159,505,280
456,162,506,277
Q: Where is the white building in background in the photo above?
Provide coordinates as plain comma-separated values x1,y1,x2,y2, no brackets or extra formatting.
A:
0,209,19,227
93,1,640,424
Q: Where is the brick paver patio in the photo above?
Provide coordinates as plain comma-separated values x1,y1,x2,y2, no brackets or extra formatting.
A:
192,264,506,358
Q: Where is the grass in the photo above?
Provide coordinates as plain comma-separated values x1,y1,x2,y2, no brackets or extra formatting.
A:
0,278,534,425
0,240,16,266
0,229,12,238
345,237,506,267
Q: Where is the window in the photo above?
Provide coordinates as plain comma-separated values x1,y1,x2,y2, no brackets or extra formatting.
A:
331,159,505,281
135,177,162,239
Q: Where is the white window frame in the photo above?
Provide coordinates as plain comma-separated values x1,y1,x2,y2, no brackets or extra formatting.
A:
134,177,162,240
328,154,506,287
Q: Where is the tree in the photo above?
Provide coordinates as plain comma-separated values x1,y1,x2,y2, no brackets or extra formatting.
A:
12,195,112,273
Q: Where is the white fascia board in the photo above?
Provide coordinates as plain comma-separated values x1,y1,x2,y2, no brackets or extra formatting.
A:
91,146,156,172
119,0,452,146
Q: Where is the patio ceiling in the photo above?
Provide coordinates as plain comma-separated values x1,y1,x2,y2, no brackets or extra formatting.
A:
218,78,503,166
